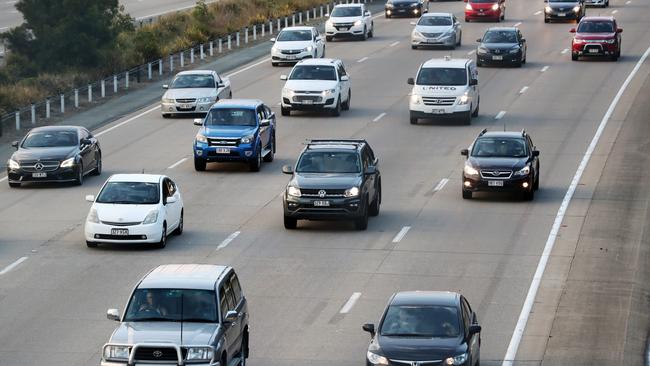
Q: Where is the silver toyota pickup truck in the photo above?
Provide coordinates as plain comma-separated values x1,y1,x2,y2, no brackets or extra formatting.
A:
101,264,249,366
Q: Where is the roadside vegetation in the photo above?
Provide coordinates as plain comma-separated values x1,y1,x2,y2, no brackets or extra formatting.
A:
0,0,326,116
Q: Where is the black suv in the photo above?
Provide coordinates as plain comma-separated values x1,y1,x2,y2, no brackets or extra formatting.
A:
363,291,481,366
282,139,381,230
461,129,539,200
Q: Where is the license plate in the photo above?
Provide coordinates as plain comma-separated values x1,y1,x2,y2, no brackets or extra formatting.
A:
180,104,193,109
492,55,503,60
340,27,349,31
557,12,566,16
314,200,330,207
488,180,504,187
431,109,446,114
286,55,296,60
32,172,47,178
588,48,599,53
303,99,313,105
216,147,230,154
111,228,129,236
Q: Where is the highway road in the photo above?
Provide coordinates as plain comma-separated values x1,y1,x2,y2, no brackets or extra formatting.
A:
0,0,649,365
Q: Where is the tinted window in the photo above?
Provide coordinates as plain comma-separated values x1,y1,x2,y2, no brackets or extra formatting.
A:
331,6,362,17
22,130,78,148
289,65,337,81
277,30,312,41
296,151,361,173
417,67,467,86
124,289,217,322
471,137,528,158
482,30,517,43
205,108,257,126
577,21,614,33
96,182,160,205
470,0,498,3
170,74,215,88
418,16,453,26
380,305,461,338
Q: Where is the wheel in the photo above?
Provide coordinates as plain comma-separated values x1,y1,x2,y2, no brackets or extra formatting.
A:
476,59,483,67
571,53,578,61
533,174,539,191
322,46,326,58
86,241,97,248
611,54,619,61
385,13,391,18
263,136,275,162
155,224,167,249
461,111,471,125
501,9,505,20
326,36,332,42
271,62,278,67
368,24,374,38
523,189,534,201
91,154,102,176
194,157,206,171
472,99,479,117
411,45,417,50
8,182,20,188
75,163,84,186
240,332,248,365
331,97,341,117
355,201,369,230
457,32,462,46
174,210,183,235
249,147,262,172
342,90,351,111
516,60,523,68
465,17,470,22
369,184,381,217
410,116,418,125
522,53,527,64
281,106,290,116
462,190,472,199
162,114,171,119
544,18,549,23
284,215,297,229
361,27,368,41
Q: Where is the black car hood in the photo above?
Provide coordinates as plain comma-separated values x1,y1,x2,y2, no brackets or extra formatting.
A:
548,2,580,8
12,146,77,161
468,156,528,170
481,42,518,50
377,335,466,361
291,173,362,190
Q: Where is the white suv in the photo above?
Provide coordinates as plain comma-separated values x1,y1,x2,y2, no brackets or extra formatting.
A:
325,3,374,41
280,58,352,117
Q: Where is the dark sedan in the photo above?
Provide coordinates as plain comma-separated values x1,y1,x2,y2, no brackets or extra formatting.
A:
476,27,527,67
544,0,585,23
363,291,481,366
385,0,429,18
7,126,102,187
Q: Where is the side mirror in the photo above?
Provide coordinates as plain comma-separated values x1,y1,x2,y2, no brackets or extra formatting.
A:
224,310,238,323
280,75,288,81
461,148,469,156
407,77,415,85
315,36,321,42
362,323,376,336
340,75,349,81
193,118,203,126
166,196,177,204
325,13,330,17
521,38,526,43
107,309,120,321
259,119,271,127
476,38,482,43
162,84,169,89
11,140,19,148
80,138,91,146
282,165,293,174
85,195,95,202
217,82,224,88
365,11,371,17
532,150,540,157
617,28,623,33
569,28,576,33
365,166,377,175
468,324,482,335
270,37,276,42
469,79,478,86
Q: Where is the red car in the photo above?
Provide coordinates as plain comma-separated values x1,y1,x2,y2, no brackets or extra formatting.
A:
571,16,622,61
465,0,506,22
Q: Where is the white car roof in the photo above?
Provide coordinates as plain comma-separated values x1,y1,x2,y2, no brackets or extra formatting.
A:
333,3,362,8
296,58,341,66
422,12,454,18
175,70,215,76
279,26,315,32
108,174,164,183
422,58,470,69
139,264,230,290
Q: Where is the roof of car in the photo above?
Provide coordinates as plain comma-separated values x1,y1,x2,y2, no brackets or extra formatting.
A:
422,12,453,17
139,264,230,290
480,131,526,138
29,125,82,132
581,16,615,21
279,26,315,31
175,70,215,76
306,139,366,151
212,99,263,109
422,57,470,68
333,3,363,7
486,27,518,32
296,58,341,66
107,174,164,183
390,291,460,306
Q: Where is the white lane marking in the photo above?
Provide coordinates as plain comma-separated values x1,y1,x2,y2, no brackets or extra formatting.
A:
95,105,158,137
561,48,569,54
0,27,8,31
541,65,550,72
167,157,187,170
358,56,369,63
502,45,650,366
612,9,618,13
216,231,241,250
433,178,449,192
625,0,631,4
0,176,6,183
514,22,522,27
373,112,387,122
392,226,411,243
389,41,400,47
495,111,507,119
519,86,529,94
534,10,542,15
339,292,362,314
467,50,476,55
226,58,271,78
0,257,28,276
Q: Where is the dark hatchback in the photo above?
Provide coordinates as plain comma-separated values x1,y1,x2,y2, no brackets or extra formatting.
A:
7,126,102,187
544,0,585,23
385,0,429,18
461,129,539,200
476,27,527,67
282,139,381,230
363,291,481,366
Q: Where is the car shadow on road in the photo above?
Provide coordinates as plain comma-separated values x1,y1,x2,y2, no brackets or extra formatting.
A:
466,185,567,203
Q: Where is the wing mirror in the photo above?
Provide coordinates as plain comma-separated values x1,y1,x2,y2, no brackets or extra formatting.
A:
569,28,576,33
532,150,540,157
362,323,376,336
282,165,294,174
85,195,95,202
469,79,478,86
617,28,623,33
259,119,271,127
107,309,120,321
280,75,288,81
340,75,349,81
193,118,203,126
521,38,526,43
365,165,377,175
270,37,276,42
461,148,469,156
224,310,239,323
476,38,482,43
468,324,482,335
11,140,19,148
162,84,169,89
365,11,371,17
407,77,415,85
80,138,91,146
217,82,225,88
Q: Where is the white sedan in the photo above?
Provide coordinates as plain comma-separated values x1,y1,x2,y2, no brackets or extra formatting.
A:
84,174,184,248
271,26,325,66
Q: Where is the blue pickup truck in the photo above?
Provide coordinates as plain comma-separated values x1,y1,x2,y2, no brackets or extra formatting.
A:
193,99,277,172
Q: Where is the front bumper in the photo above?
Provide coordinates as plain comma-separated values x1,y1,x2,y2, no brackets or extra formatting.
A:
411,34,455,47
84,222,162,244
271,49,313,63
385,6,422,17
194,141,257,162
544,9,581,20
465,9,501,20
161,101,215,115
409,100,471,118
7,166,79,184
572,42,618,56
462,174,533,193
325,24,365,38
282,94,337,111
284,194,364,220
477,51,522,64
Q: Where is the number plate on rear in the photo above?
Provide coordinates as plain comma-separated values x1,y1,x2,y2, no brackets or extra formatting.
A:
32,172,47,178
488,180,504,187
216,147,230,154
111,228,129,236
314,200,330,207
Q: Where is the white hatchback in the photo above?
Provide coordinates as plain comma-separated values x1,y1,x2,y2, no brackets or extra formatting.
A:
271,26,325,66
84,174,184,248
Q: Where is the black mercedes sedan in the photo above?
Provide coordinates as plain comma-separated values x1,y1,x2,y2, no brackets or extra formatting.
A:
476,27,527,67
385,0,429,18
363,291,481,366
7,126,102,187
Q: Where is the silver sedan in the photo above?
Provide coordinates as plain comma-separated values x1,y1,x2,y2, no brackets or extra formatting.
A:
161,70,232,118
411,12,462,49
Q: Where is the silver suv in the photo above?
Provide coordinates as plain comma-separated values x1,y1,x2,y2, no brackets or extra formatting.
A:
101,264,249,366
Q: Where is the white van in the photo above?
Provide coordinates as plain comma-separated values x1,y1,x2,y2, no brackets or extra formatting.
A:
408,57,479,125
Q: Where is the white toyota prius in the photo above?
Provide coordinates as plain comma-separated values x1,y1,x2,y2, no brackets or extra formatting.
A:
84,174,184,248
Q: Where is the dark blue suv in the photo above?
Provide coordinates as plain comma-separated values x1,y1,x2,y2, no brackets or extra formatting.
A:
193,99,276,172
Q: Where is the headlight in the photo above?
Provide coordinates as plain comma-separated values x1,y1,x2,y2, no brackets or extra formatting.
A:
573,5,580,12
162,97,174,103
282,87,295,96
271,45,278,52
412,30,424,39
87,208,100,224
514,165,531,176
477,46,489,54
509,47,520,54
344,186,360,198
103,345,129,360
326,20,333,27
492,3,499,10
196,134,208,144
8,159,19,170
465,3,472,10
458,93,470,105
196,97,215,103
321,89,336,96
142,210,159,224
303,45,313,52
287,186,301,197
606,39,616,44
410,94,422,105
354,20,363,26
573,38,585,44
545,5,552,12
186,347,214,361
241,134,255,144
464,164,479,176
445,353,468,365
367,351,389,366
60,157,76,168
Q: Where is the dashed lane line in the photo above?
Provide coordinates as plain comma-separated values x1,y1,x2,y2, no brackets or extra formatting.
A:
216,231,241,250
561,48,569,54
433,178,449,192
373,112,387,122
167,157,187,170
0,257,28,276
541,65,550,72
339,292,362,314
389,41,400,47
358,56,369,63
495,111,507,120
392,226,411,243
519,86,529,94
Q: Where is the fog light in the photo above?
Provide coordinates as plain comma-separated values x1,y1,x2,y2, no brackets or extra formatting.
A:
196,150,203,156
245,151,253,157
464,181,471,187
522,182,529,188
94,234,100,238
350,203,359,207
141,235,147,239
386,10,392,15
168,107,173,111
199,107,204,111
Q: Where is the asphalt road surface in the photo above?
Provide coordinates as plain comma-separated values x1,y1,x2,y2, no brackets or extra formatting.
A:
0,0,649,365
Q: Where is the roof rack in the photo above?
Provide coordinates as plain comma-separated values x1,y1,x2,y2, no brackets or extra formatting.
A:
305,139,367,146
478,128,488,137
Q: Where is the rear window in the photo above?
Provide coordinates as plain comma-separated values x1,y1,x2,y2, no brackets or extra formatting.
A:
417,67,467,86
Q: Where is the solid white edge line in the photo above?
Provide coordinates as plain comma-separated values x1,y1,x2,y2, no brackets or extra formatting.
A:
226,58,271,78
514,22,522,27
392,226,411,243
95,105,159,137
339,292,362,314
495,111,507,119
135,0,220,20
612,9,618,13
167,157,187,170
0,256,28,276
502,46,650,366
373,112,387,122
625,0,631,4
519,86,529,94
216,231,241,250
541,66,550,72
358,56,369,63
433,178,449,192
0,176,6,183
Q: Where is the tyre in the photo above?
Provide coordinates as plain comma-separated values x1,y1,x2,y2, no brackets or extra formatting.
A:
461,111,471,125
322,46,326,58
194,157,206,171
462,190,472,199
465,17,470,22
412,45,418,50
516,60,523,68
457,32,462,46
571,53,578,61
368,24,374,38
249,147,262,172
385,13,391,18
522,53,527,64
86,241,97,248
523,189,534,201
271,62,278,67
75,163,84,186
611,54,619,61
8,182,20,188
281,106,290,116
155,224,167,249
361,27,368,41
240,333,248,366
263,136,275,162
533,175,539,191
472,100,479,117
174,210,183,235
331,97,341,117
369,184,381,217
342,90,351,111
476,59,483,67
544,18,549,23
355,201,369,230
326,36,333,42
162,114,171,119
284,215,297,229
91,154,102,176
410,116,418,125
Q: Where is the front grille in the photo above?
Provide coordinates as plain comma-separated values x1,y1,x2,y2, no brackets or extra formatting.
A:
293,90,322,94
133,346,179,362
208,137,240,147
281,49,301,55
101,221,141,226
94,234,147,240
334,22,354,30
20,160,61,173
175,98,196,103
422,96,456,106
480,169,513,179
293,95,323,103
301,188,346,198
390,360,442,366
422,32,442,38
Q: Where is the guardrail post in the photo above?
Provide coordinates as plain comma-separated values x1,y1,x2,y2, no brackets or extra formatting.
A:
88,84,93,102
60,94,65,113
159,59,163,76
15,111,20,131
125,71,129,89
46,99,51,118
236,32,240,47
200,44,204,60
269,20,273,35
170,55,174,72
299,12,302,24
244,28,248,44
321,6,324,18
284,17,288,29
219,38,223,53
101,80,105,98
180,51,185,67
209,41,214,56
277,18,281,32
326,4,330,15
253,25,257,41
31,104,36,124
227,35,231,50
190,48,194,63
113,75,118,93
306,10,309,22
74,89,79,108
313,7,317,19
148,63,152,79
292,14,296,26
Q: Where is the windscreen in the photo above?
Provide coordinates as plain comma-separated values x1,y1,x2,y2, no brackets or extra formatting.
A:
416,67,467,86
289,65,337,81
277,30,312,41
418,16,453,26
296,151,361,173
96,182,160,205
470,0,498,3
331,6,362,17
577,21,614,33
205,108,257,126
22,130,78,148
170,74,215,88
482,30,517,43
124,289,218,323
471,137,528,158
380,305,461,338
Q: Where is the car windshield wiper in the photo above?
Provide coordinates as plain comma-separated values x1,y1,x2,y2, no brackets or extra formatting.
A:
176,318,216,323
